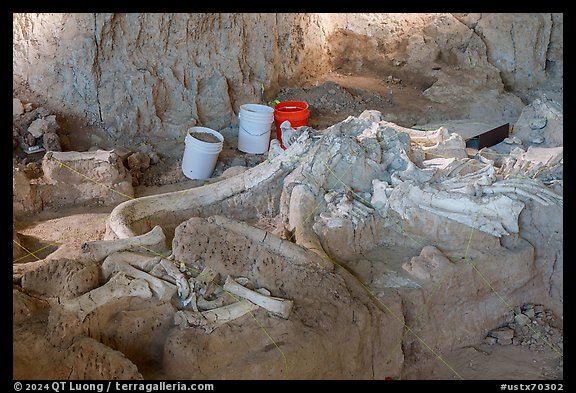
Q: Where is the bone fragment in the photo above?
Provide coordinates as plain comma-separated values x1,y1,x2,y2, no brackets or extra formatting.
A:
101,254,176,301
61,273,152,321
223,276,293,319
201,299,259,328
160,258,191,300
81,225,167,262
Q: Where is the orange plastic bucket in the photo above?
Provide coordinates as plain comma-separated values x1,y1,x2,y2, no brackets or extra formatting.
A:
274,101,310,149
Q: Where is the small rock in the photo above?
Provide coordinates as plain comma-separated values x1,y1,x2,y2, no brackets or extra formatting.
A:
505,311,515,323
512,337,521,345
503,136,522,145
521,326,530,335
13,98,24,116
229,156,247,167
523,308,535,318
328,89,336,95
27,116,58,138
393,59,402,66
148,151,160,165
498,338,512,346
515,313,531,326
532,332,542,339
27,118,47,138
114,147,132,161
24,133,36,147
490,328,514,340
127,152,151,171
534,305,545,314
529,117,547,130
43,132,62,152
24,102,33,112
484,336,497,345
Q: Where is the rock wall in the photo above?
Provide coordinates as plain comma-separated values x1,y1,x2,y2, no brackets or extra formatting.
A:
13,13,562,143
13,13,330,141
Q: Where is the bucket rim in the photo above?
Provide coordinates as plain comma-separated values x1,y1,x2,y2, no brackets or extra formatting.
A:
274,101,309,111
240,103,275,113
186,126,224,145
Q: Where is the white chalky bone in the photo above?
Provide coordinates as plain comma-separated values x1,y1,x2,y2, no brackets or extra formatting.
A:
174,297,259,334
101,254,176,301
388,182,525,237
201,298,259,328
81,225,167,262
223,276,293,319
181,278,198,311
482,179,563,207
160,258,191,300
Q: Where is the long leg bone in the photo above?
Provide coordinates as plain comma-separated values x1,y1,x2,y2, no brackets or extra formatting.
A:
81,225,167,262
61,273,152,322
223,276,294,319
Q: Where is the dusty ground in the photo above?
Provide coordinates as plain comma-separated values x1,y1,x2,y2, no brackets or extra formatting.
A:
13,71,562,380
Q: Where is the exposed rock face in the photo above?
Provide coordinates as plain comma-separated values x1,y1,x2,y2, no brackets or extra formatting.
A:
473,14,553,92
13,13,562,142
12,13,330,140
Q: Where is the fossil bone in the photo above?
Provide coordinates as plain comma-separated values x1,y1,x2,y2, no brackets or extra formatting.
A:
81,225,168,262
388,181,525,237
101,253,176,301
201,298,260,328
60,273,152,322
174,298,259,334
223,276,293,319
159,258,191,300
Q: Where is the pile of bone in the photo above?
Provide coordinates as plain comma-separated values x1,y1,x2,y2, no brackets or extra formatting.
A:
484,304,563,353
78,226,293,335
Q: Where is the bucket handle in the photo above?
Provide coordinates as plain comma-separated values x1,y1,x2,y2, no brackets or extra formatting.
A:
239,123,271,137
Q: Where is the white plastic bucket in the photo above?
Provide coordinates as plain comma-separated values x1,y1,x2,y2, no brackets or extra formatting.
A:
181,126,224,180
238,104,274,154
